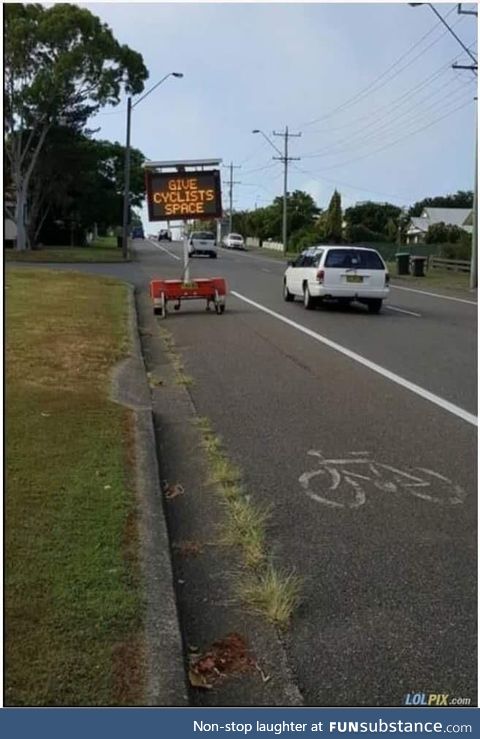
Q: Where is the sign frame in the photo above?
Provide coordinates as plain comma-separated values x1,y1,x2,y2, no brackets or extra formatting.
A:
146,169,223,222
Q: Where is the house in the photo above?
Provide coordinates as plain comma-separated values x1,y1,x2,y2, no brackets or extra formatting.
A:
406,207,472,244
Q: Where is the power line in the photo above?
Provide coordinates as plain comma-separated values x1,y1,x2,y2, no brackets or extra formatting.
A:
317,96,474,173
300,6,461,128
242,161,282,175
291,163,409,203
302,42,476,138
300,77,474,161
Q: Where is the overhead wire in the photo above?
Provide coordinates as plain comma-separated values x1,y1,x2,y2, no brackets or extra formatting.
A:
302,46,475,137
316,96,475,173
300,76,475,161
291,162,410,203
300,6,462,128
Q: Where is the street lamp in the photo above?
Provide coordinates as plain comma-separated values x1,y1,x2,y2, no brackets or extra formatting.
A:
122,72,183,259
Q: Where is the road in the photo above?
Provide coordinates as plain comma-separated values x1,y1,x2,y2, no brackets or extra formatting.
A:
139,239,477,706
16,240,477,705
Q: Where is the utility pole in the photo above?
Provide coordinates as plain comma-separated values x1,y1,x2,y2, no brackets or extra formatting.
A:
225,162,241,233
410,4,477,287
273,126,301,253
470,98,478,289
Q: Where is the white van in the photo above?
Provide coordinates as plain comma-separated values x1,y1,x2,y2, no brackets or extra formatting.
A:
283,246,390,313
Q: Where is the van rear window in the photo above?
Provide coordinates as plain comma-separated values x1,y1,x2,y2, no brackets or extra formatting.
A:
325,249,384,269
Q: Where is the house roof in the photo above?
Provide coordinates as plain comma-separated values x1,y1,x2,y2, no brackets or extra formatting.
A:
421,207,472,227
407,217,429,234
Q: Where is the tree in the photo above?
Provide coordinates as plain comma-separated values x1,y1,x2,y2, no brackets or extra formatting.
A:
32,131,146,245
425,222,466,244
325,190,343,243
409,191,473,217
344,201,402,241
5,3,148,249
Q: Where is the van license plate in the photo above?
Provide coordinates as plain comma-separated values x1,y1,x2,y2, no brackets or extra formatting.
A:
347,275,363,283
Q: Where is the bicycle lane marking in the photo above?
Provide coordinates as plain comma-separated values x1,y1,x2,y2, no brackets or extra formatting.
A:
230,290,478,428
390,284,477,305
298,450,467,508
148,238,181,261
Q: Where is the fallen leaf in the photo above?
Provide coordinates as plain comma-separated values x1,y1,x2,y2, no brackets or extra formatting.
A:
188,633,256,689
40,412,51,417
164,482,185,500
254,661,271,684
104,485,111,490
188,668,212,690
173,540,203,557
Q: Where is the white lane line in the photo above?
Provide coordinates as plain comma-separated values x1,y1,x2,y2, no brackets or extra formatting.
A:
385,305,421,317
230,290,477,428
148,239,181,261
262,268,271,273
391,284,477,305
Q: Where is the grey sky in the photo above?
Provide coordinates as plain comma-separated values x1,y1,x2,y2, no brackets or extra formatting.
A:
84,2,477,224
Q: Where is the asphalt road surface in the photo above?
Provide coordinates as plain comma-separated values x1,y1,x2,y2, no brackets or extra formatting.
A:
138,239,477,706
19,239,477,705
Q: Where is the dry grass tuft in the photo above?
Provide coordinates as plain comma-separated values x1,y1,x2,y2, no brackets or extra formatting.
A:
240,565,302,628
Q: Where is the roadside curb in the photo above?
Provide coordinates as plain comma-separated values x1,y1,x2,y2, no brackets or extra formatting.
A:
134,294,304,707
111,286,188,706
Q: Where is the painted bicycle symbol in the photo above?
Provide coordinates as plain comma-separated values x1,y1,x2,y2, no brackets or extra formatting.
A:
299,450,466,508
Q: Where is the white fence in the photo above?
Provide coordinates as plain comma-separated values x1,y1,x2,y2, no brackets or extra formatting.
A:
259,240,284,252
246,237,260,248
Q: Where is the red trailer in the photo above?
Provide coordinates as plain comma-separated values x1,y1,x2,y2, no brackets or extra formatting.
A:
150,277,227,317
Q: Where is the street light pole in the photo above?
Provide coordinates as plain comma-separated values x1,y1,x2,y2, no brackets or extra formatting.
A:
122,95,132,261
121,72,183,260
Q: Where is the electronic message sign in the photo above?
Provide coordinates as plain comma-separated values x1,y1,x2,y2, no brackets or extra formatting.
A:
146,170,222,221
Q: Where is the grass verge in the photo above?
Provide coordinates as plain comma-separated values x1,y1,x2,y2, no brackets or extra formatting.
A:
386,261,471,291
158,327,194,386
5,236,127,263
5,268,143,705
194,416,301,627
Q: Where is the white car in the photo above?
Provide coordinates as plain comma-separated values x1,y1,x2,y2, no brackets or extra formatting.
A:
222,233,245,250
283,245,389,313
188,231,217,258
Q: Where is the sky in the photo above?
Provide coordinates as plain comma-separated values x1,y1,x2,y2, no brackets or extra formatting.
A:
80,1,478,228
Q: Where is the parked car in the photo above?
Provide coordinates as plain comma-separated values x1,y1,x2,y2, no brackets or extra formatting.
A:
222,233,246,250
188,231,217,258
131,225,144,239
283,246,389,313
158,229,172,241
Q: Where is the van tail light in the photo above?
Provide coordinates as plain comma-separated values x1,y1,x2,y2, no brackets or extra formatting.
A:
385,272,390,285
316,269,325,283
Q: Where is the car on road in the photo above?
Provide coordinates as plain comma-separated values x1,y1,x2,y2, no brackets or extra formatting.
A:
188,231,217,258
158,229,172,241
222,233,246,250
131,226,145,239
283,245,389,313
